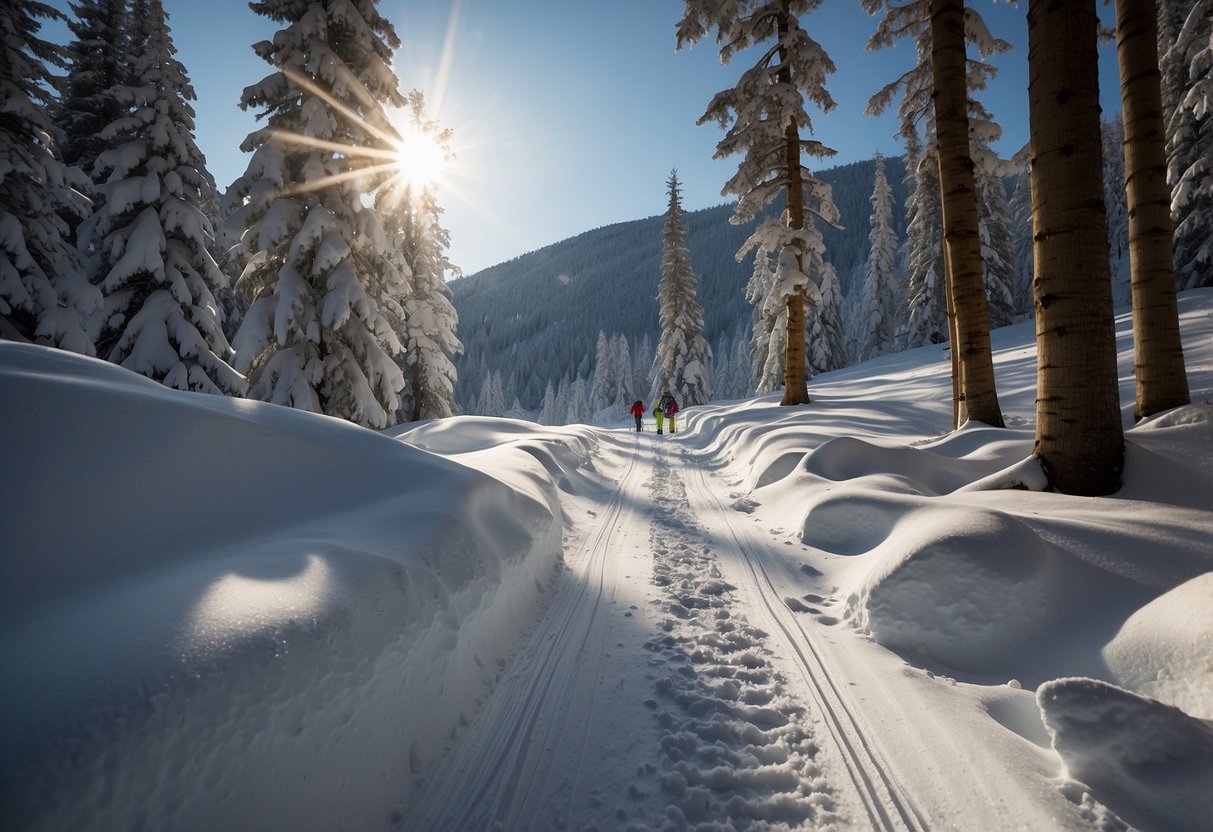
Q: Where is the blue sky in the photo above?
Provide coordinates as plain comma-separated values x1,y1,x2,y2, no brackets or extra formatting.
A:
44,0,1122,275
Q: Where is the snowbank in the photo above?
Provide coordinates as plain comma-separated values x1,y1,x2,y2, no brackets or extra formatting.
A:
0,343,571,830
1038,678,1213,832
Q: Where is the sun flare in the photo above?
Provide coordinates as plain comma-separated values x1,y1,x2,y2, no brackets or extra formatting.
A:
393,133,448,187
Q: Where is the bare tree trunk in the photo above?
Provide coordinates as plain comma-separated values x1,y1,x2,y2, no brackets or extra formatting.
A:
1028,0,1125,496
1116,0,1190,420
929,0,1004,427
778,0,810,406
944,246,965,428
410,362,423,423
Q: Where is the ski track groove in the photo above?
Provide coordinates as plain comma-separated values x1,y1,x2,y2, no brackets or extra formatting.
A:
403,433,642,831
683,449,930,832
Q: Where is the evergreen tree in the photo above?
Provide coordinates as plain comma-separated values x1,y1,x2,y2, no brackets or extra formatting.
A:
565,375,590,424
539,380,558,425
806,256,845,374
1101,115,1131,306
55,0,127,185
742,225,784,394
591,329,614,410
1164,0,1211,290
903,137,948,348
614,333,636,404
1008,164,1035,317
478,370,504,417
0,0,102,352
380,90,462,423
859,151,899,360
653,170,712,405
78,0,243,395
224,0,408,427
975,160,1017,330
678,0,839,407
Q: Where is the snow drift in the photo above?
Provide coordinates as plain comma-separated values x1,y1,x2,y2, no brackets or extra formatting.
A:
0,343,577,830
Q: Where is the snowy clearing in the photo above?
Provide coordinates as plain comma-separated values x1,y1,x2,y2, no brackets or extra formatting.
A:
2,290,1211,831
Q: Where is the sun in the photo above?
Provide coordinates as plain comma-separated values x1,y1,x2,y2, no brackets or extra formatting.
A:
393,132,448,188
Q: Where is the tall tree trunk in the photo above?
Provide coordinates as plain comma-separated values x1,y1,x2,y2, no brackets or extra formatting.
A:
1116,0,1191,420
929,0,1004,428
778,0,810,406
1028,0,1125,496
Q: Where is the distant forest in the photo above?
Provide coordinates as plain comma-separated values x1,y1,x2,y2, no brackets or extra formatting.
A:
450,156,910,414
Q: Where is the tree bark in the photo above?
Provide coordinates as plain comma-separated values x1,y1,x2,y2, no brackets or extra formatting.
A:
1028,0,1125,496
778,0,810,406
928,0,1004,427
410,361,423,423
1116,0,1190,420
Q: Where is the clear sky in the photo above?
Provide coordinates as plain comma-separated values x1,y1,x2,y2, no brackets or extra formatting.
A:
44,0,1122,276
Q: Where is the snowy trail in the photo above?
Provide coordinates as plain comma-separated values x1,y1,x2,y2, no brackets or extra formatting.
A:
681,450,927,831
404,433,852,830
403,431,655,830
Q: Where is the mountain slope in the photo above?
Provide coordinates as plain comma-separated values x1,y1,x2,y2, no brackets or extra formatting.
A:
450,157,909,410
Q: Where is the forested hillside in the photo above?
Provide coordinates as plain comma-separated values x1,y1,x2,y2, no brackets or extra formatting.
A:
452,156,909,413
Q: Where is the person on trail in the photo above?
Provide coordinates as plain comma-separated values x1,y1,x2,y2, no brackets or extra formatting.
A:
629,400,646,432
652,396,665,434
665,395,680,434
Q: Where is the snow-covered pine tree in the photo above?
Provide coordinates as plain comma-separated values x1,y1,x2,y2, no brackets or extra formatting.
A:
633,333,653,398
806,254,845,375
478,369,504,417
539,380,558,425
678,0,840,406
379,90,462,423
1008,163,1035,317
224,0,408,427
591,329,614,410
1101,114,1131,305
743,227,784,394
0,0,102,352
653,169,712,406
858,151,899,360
974,151,1017,330
565,375,590,424
55,0,127,187
902,135,948,348
1164,0,1211,290
613,333,636,405
76,0,243,395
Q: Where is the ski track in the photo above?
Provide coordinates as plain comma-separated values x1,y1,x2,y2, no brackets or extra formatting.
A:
682,448,929,832
402,433,922,831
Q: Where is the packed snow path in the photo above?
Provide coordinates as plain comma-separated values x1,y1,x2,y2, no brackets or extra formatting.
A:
405,431,926,831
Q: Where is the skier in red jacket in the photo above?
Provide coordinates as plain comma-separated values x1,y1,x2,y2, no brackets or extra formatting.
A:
629,400,646,432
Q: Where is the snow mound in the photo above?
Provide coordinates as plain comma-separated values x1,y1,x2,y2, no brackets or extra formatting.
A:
0,344,566,830
846,507,1076,672
1103,572,1213,719
799,488,923,555
1038,677,1213,831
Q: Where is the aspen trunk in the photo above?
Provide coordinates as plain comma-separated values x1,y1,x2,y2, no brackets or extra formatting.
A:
928,0,1004,428
1116,0,1190,420
1028,0,1124,496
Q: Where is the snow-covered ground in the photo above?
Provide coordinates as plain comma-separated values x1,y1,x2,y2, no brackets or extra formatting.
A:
2,290,1211,831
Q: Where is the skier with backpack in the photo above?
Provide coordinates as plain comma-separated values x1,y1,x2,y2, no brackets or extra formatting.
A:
652,394,665,434
663,392,680,434
629,400,646,432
